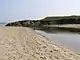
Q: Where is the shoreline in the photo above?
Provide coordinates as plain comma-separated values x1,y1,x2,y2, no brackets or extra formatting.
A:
35,30,80,54
0,27,80,60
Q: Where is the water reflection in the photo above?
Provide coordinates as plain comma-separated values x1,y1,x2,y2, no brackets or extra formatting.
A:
34,27,80,53
33,26,80,34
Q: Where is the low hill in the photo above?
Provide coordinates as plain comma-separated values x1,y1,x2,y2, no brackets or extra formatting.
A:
5,15,80,27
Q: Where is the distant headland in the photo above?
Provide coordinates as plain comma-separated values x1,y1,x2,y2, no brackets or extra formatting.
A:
5,15,80,27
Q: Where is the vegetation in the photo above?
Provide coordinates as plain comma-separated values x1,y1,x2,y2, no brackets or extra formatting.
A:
5,15,80,27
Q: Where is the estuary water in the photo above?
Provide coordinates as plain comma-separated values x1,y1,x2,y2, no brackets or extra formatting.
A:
35,29,80,53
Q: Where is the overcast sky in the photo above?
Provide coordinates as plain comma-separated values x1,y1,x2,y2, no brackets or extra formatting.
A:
0,0,80,22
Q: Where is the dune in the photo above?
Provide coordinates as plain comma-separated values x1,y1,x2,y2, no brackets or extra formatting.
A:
0,27,79,60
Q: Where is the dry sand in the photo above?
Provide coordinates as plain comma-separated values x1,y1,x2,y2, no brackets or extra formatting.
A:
0,27,80,60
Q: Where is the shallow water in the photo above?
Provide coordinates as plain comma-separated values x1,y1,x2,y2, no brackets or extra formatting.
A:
0,23,6,26
35,30,80,53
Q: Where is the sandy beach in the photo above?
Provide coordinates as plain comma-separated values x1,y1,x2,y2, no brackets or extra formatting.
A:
0,27,80,60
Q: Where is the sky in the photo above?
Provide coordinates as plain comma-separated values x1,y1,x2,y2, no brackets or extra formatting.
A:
0,0,80,22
